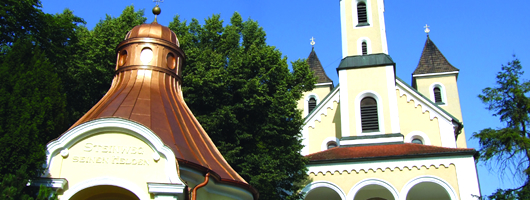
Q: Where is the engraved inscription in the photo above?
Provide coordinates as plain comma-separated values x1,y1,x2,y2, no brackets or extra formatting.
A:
71,143,150,166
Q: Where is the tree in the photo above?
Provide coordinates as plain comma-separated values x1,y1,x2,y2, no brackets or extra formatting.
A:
64,5,146,124
0,0,43,48
169,13,316,200
0,2,81,198
0,39,65,199
473,56,530,199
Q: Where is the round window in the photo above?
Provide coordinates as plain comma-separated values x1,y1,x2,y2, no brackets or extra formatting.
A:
167,53,176,69
411,138,423,145
140,48,153,64
118,50,127,67
327,141,338,149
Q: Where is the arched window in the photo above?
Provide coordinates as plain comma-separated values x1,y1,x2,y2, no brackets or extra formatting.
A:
433,87,442,103
357,2,368,25
360,97,379,132
308,97,317,113
362,42,368,55
327,141,338,149
411,138,423,144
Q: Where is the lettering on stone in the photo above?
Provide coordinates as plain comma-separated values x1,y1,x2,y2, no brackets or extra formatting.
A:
71,143,150,166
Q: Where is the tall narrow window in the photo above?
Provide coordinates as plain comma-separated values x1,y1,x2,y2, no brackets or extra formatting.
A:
357,2,368,25
360,97,379,132
433,87,442,103
308,97,317,113
362,42,368,55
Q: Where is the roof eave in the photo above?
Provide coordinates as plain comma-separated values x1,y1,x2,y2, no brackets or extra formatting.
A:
307,150,477,165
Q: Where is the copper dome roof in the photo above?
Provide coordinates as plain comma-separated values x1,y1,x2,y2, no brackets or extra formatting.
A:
67,21,258,198
125,22,180,47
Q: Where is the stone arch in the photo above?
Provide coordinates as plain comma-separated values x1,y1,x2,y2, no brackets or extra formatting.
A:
347,178,399,200
45,118,181,184
62,176,148,200
303,181,346,200
400,175,457,200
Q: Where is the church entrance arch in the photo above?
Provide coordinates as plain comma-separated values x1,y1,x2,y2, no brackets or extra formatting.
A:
70,185,139,200
60,177,149,200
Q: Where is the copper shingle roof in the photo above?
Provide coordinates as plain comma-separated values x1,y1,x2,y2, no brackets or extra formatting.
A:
67,22,258,198
306,143,475,163
307,48,332,83
413,37,459,75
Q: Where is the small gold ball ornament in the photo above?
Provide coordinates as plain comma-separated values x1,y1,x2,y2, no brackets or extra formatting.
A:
153,5,161,15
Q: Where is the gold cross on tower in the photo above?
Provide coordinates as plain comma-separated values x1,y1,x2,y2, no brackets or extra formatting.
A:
153,0,164,5
310,37,316,47
424,24,430,36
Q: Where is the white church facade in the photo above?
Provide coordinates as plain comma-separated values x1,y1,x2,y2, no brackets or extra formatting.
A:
298,0,481,199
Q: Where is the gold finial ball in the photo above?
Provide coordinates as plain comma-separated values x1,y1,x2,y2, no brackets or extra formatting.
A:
153,5,161,15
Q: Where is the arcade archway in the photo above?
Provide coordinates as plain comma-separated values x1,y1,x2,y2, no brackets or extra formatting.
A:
405,182,451,200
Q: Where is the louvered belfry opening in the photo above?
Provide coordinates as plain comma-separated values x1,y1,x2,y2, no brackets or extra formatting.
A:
433,87,442,103
357,2,368,24
308,97,317,113
362,42,368,55
361,97,379,132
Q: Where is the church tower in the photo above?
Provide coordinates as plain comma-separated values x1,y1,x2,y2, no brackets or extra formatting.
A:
412,33,467,148
297,40,333,117
337,0,400,139
340,0,388,57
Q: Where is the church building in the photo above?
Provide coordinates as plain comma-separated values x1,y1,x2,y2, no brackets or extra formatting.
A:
298,0,481,199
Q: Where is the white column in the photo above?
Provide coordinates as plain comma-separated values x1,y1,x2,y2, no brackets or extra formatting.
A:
439,118,457,148
339,70,350,137
454,157,481,199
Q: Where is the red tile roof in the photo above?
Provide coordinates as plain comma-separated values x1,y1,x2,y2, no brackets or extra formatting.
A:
306,143,475,163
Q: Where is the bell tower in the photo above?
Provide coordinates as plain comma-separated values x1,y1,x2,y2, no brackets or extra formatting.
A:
337,0,399,139
340,0,388,57
412,27,466,148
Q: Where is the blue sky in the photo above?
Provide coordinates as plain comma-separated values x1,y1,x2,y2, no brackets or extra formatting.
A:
41,0,530,197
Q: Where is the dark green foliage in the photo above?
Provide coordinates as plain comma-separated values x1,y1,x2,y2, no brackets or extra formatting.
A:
0,1,82,198
0,0,43,47
0,40,65,199
473,56,530,199
1,3,314,199
65,6,146,124
0,4,146,198
1,166,57,200
169,13,316,200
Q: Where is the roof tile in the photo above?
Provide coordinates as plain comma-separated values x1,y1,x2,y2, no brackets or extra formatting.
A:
413,37,459,75
307,48,333,83
307,143,475,162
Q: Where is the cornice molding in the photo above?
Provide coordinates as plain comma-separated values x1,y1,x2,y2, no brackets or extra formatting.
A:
307,155,471,175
